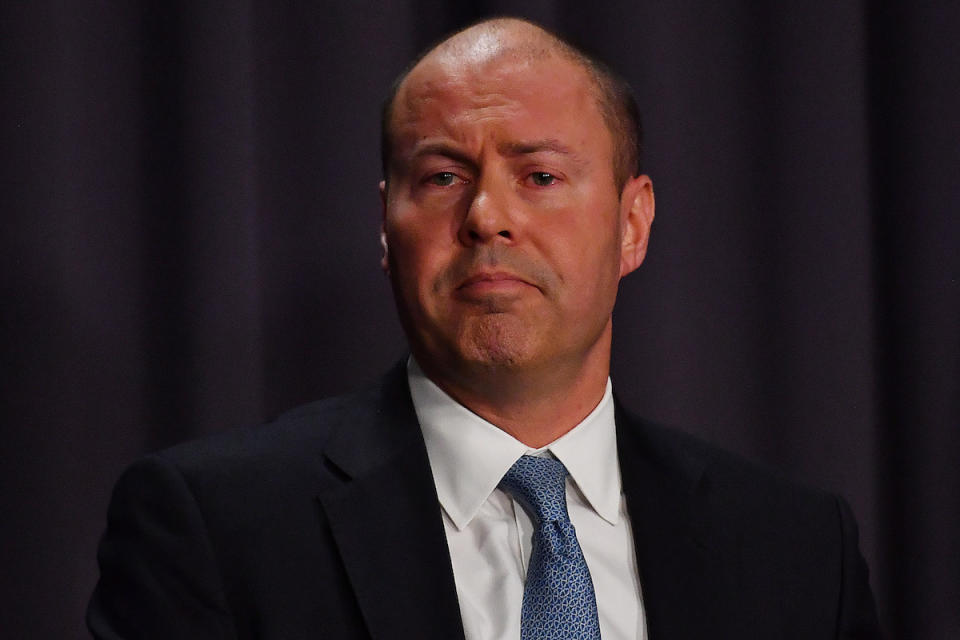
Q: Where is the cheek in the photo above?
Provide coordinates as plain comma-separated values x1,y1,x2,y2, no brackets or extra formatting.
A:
387,225,449,301
386,197,460,270
543,203,622,272
548,232,623,311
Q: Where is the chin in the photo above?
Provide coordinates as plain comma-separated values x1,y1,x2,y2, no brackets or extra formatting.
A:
460,344,526,369
454,315,539,370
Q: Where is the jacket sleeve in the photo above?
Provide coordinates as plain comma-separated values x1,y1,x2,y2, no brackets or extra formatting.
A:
836,495,884,639
87,455,237,639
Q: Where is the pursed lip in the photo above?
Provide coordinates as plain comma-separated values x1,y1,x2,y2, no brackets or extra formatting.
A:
456,270,538,292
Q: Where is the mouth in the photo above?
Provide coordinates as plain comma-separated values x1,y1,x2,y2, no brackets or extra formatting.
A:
458,270,528,287
455,271,538,298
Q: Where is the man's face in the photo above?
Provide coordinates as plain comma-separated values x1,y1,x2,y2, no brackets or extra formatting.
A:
381,52,652,386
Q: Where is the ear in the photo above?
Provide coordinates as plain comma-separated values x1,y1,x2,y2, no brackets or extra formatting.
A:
618,174,655,278
379,180,389,273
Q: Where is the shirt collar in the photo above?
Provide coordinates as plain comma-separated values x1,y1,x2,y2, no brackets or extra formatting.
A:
408,358,622,530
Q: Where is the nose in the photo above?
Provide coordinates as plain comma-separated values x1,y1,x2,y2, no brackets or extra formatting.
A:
457,178,515,246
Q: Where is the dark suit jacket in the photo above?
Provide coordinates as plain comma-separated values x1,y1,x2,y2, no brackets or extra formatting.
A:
88,363,881,639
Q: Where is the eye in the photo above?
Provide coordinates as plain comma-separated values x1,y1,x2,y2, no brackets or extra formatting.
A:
427,171,459,187
528,172,557,187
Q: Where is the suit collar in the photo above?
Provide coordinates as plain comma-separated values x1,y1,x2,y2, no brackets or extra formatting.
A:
317,362,465,640
321,361,421,478
615,401,741,638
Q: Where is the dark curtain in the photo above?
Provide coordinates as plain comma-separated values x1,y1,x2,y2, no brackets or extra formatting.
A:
2,2,957,638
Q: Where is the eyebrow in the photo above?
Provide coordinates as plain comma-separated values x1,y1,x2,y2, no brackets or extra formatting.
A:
497,138,581,160
408,142,476,168
500,139,591,172
406,138,587,168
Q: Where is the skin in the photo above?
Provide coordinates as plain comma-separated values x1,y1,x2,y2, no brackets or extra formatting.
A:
381,20,655,447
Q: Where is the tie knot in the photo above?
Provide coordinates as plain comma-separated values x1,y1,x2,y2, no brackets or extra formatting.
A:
499,455,570,525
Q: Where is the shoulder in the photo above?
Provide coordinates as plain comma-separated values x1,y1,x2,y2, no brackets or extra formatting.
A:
615,407,882,635
155,384,371,474
615,404,846,530
126,363,413,498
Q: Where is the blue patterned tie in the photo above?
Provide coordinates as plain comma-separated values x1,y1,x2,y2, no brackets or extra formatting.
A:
499,455,602,640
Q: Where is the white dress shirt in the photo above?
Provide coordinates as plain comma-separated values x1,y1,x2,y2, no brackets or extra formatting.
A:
408,359,647,640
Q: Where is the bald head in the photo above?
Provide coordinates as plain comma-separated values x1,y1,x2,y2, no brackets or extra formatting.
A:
420,18,569,70
381,18,642,190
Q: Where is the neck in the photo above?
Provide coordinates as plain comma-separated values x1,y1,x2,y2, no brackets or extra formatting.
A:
416,330,612,448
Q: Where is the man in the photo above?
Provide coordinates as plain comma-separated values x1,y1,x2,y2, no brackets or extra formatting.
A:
89,17,881,639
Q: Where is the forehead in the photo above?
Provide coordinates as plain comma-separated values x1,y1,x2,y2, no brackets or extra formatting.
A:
390,53,610,156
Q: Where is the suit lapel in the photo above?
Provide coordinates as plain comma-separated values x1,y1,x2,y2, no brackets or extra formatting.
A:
315,371,746,639
616,407,741,639
317,365,464,640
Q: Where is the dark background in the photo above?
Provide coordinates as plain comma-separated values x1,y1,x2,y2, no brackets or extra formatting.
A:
2,2,957,638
